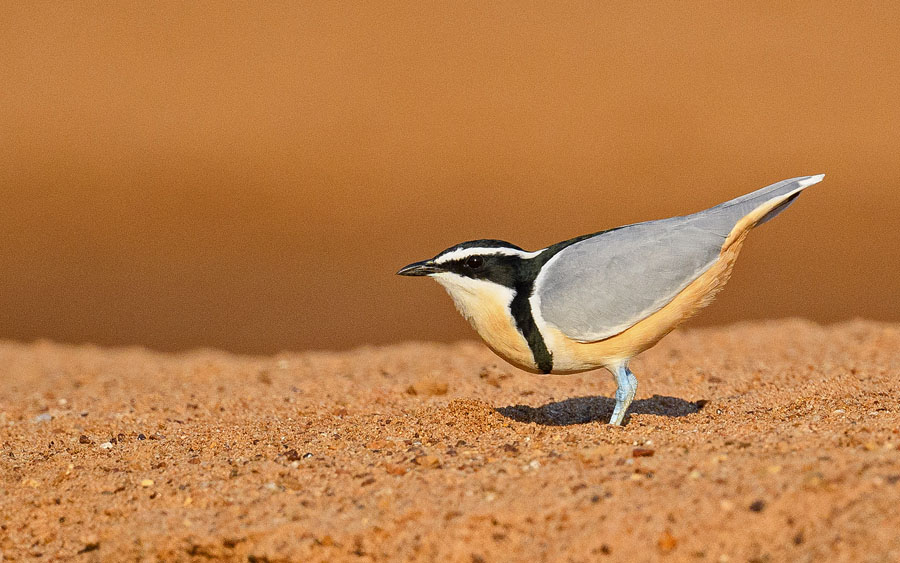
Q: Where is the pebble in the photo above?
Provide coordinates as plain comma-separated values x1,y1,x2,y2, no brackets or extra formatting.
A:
633,448,655,458
140,479,154,487
749,499,766,512
99,442,113,449
406,378,449,396
384,463,407,476
33,413,52,423
577,447,605,464
412,455,441,468
657,530,678,553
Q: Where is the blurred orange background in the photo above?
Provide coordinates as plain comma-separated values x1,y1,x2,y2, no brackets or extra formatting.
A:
1,3,898,353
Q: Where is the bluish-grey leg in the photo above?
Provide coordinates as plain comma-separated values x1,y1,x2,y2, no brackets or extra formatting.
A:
608,362,637,426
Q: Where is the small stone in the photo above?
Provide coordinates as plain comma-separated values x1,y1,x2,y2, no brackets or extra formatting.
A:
384,463,407,476
657,530,678,553
688,470,702,479
137,434,146,440
99,442,113,450
79,435,92,445
33,413,52,423
749,499,766,512
577,447,605,464
280,476,303,490
406,377,449,396
366,440,392,450
803,471,824,488
78,535,100,554
302,452,314,459
140,479,154,487
633,448,655,458
412,455,441,468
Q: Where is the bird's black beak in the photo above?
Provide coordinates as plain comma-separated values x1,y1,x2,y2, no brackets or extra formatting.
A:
397,259,442,276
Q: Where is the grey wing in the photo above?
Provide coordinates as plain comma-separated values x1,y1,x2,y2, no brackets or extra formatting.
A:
534,217,724,342
534,175,823,342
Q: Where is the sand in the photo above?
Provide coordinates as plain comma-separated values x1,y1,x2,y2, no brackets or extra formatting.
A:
2,319,900,562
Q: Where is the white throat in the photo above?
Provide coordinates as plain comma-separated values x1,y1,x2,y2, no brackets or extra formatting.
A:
428,270,538,372
430,272,515,326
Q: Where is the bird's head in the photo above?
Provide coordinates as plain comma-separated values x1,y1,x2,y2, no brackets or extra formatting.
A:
397,239,544,341
397,239,541,293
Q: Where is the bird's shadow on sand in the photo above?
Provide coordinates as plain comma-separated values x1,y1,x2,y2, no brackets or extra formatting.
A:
496,395,706,426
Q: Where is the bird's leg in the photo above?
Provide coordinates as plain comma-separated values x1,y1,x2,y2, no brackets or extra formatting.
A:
608,362,637,426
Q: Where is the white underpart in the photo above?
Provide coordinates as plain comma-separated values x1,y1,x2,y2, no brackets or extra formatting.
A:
433,246,543,265
430,272,516,328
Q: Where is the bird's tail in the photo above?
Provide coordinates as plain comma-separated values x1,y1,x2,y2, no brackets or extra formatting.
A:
688,175,824,243
713,174,824,251
715,174,824,225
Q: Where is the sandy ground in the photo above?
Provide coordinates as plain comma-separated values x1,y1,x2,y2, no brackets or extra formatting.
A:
2,319,900,562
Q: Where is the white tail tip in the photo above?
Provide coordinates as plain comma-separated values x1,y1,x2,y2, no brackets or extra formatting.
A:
797,174,825,188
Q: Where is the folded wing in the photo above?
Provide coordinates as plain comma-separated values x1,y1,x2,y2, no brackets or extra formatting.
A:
534,175,822,342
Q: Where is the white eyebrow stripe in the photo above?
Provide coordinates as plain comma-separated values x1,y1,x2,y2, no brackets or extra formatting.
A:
433,246,544,264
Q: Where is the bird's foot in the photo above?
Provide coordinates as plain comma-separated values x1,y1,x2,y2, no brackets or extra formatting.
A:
608,364,637,426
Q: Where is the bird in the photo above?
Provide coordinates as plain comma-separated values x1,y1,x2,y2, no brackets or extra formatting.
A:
398,175,823,425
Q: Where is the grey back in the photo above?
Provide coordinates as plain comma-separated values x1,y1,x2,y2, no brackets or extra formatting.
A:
534,176,819,342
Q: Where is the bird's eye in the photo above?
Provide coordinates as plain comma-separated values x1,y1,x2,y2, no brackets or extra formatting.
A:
464,255,484,269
